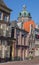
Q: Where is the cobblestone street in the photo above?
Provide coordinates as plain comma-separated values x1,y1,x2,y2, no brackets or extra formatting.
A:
0,57,39,65
0,61,39,65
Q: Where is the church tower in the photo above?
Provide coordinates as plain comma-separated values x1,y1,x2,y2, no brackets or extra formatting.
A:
17,5,32,29
18,5,31,22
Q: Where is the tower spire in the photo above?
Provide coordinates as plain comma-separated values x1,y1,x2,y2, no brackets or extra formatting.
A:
23,5,26,11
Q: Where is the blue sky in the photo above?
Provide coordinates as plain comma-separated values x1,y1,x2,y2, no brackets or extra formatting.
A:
4,0,39,24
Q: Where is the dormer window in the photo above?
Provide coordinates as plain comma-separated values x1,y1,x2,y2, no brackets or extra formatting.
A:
0,12,1,20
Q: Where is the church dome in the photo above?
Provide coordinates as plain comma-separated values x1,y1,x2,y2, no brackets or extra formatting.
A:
18,5,31,18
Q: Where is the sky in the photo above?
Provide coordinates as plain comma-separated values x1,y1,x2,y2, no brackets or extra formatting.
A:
4,0,39,24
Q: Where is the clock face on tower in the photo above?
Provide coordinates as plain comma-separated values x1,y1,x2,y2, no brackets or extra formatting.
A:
17,22,22,28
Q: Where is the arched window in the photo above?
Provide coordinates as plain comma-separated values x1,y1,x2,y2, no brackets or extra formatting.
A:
19,13,21,17
24,12,26,16
28,13,31,17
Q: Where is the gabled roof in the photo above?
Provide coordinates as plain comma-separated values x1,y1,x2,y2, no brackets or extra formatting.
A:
0,0,6,6
0,0,12,12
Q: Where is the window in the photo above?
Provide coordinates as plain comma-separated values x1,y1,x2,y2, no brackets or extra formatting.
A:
19,13,21,16
16,30,20,35
5,46,10,58
0,40,10,59
24,12,26,16
3,30,6,36
1,41,10,58
28,13,30,16
0,12,1,20
4,16,7,21
17,35,20,45
22,35,24,45
0,40,2,58
0,24,6,30
7,16,9,22
11,28,14,38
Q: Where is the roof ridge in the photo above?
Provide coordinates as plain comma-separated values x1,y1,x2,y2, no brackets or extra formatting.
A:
0,0,7,7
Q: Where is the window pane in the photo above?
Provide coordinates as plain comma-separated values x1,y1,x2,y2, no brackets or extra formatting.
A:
0,12,1,20
5,46,10,58
0,40,2,58
4,16,7,21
